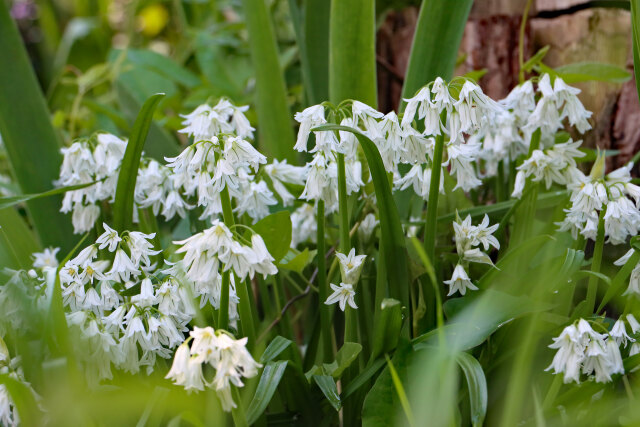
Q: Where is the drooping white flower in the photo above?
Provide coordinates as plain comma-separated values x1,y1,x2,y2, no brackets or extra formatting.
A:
325,283,358,311
96,223,122,252
610,319,634,348
444,264,478,296
546,323,585,384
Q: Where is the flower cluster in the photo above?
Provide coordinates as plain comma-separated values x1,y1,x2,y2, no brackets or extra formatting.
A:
557,159,640,244
60,224,194,384
0,339,37,427
166,326,261,411
547,318,629,383
446,214,499,296
173,220,277,316
325,248,367,311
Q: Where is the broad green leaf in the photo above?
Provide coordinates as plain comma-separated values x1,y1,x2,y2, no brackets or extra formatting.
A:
324,342,362,379
385,355,415,427
312,375,341,411
246,360,289,425
0,0,76,251
260,336,292,363
415,290,552,351
554,62,631,84
277,248,316,273
240,0,296,162
362,343,413,427
302,0,330,104
113,93,165,231
370,299,403,361
0,374,41,426
329,0,377,106
0,208,41,270
252,211,293,263
314,125,409,309
119,48,201,88
400,0,473,110
0,181,97,211
456,352,488,427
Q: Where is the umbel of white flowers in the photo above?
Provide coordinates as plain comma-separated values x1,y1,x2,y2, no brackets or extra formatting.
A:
547,318,627,383
446,214,499,296
165,326,261,412
325,248,367,311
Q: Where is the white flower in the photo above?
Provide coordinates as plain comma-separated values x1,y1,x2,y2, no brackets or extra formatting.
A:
127,232,161,267
358,213,378,242
335,249,367,284
546,323,584,383
249,234,278,278
234,180,277,222
294,105,327,152
444,264,478,296
32,247,60,269
325,283,358,311
166,343,206,391
96,223,121,252
290,204,317,247
264,160,307,206
108,249,140,282
611,319,634,348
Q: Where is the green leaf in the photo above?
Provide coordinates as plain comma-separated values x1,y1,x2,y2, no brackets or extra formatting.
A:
113,93,165,232
415,290,552,351
252,211,293,263
119,48,201,88
329,0,377,106
522,45,550,73
277,248,317,273
239,0,296,162
456,352,488,427
0,374,41,426
314,125,409,310
260,336,292,363
597,249,640,312
0,208,41,269
0,181,98,211
246,360,289,425
370,299,403,361
0,0,76,251
324,342,362,379
385,355,415,427
301,0,330,104
312,375,341,411
400,0,473,110
554,62,631,84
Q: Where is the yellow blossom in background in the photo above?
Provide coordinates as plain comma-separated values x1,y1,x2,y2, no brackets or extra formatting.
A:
137,3,169,37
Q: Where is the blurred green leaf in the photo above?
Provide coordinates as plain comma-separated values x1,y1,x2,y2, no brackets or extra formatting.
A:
370,299,403,361
0,208,41,270
400,0,473,109
329,0,377,106
278,248,317,273
597,249,640,312
554,62,631,84
456,352,487,427
0,374,41,426
0,181,97,211
632,1,640,102
301,0,330,104
522,46,550,73
260,336,292,363
246,360,288,425
324,342,362,379
312,375,341,411
0,0,76,251
240,0,296,162
113,93,165,232
252,211,293,263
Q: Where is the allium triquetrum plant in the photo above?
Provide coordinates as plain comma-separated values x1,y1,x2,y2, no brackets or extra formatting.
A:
3,0,640,426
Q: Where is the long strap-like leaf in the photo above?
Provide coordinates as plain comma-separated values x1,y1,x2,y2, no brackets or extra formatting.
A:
112,93,164,232
0,1,76,251
240,0,296,162
631,1,640,102
400,0,473,110
329,0,377,106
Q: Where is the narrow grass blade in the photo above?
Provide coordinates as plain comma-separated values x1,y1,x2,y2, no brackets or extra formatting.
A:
385,355,415,427
456,352,488,427
329,0,377,106
314,125,409,310
0,0,76,251
112,93,164,232
240,0,296,162
260,336,292,363
0,181,98,210
400,0,473,110
246,360,288,425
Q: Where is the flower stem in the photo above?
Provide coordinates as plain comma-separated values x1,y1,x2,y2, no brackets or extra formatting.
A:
336,153,350,253
218,186,235,331
586,207,606,314
317,200,333,361
423,133,445,261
